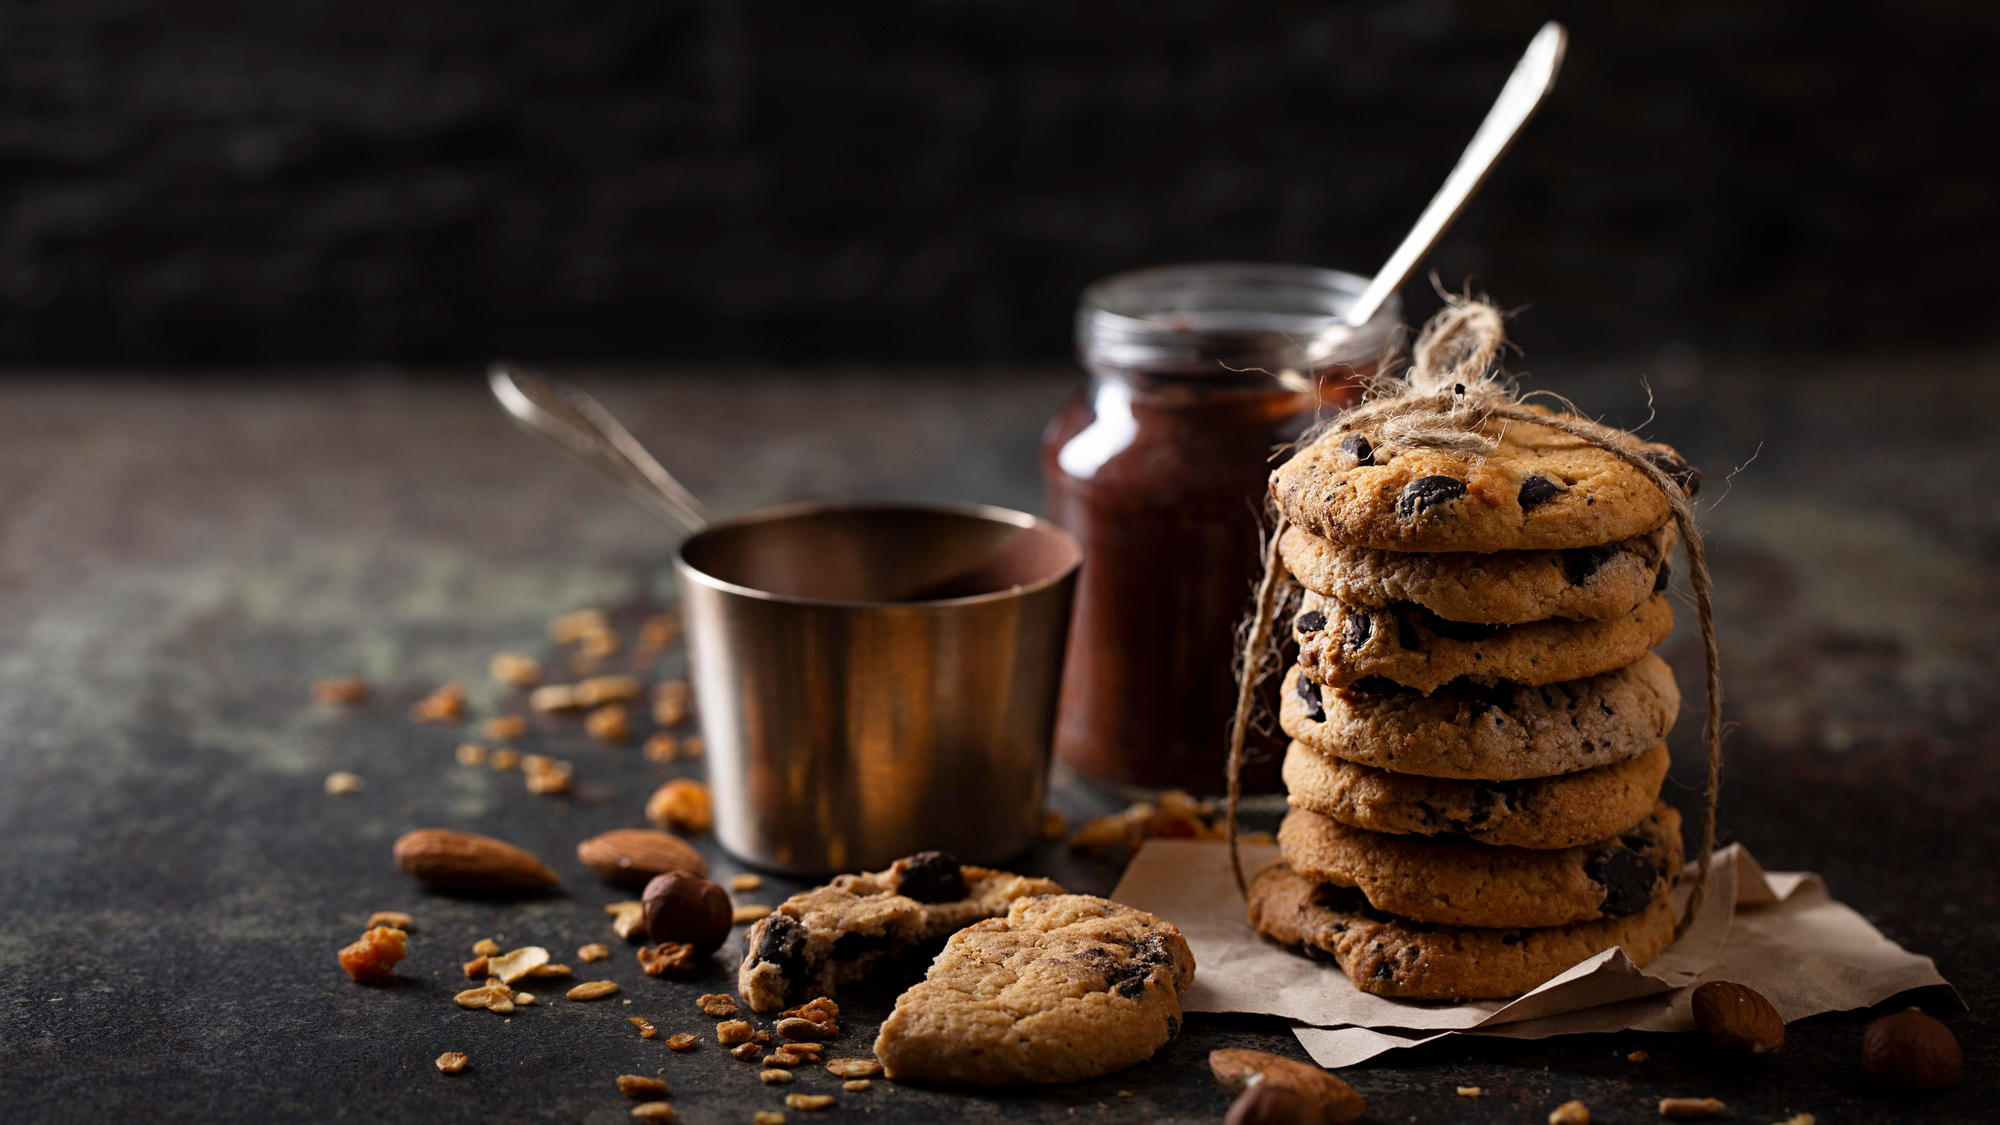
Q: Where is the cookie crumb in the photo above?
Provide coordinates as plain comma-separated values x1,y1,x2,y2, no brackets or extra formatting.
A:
1658,1097,1726,1118
314,676,368,704
697,993,740,1017
733,905,772,925
617,1073,669,1098
1457,1086,1483,1097
324,771,362,795
1548,1100,1590,1125
729,874,763,892
842,1080,871,1093
629,1016,658,1039
760,1068,794,1084
434,1051,469,1074
784,1094,833,1111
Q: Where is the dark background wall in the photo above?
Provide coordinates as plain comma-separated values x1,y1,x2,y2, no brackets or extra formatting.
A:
3,0,1994,366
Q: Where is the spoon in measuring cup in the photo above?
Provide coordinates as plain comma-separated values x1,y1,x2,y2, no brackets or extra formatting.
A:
1305,20,1567,365
489,362,714,533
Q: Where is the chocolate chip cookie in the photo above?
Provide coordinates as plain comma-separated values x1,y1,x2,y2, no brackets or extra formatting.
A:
1246,861,1678,1001
1277,802,1683,928
1283,740,1670,849
1294,591,1673,693
1281,656,1679,780
1279,523,1677,625
1270,405,1699,553
872,894,1195,1086
737,851,1064,1013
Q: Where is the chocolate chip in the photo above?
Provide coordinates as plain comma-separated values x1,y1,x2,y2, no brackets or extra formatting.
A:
1409,603,1505,643
1294,675,1325,723
1115,975,1147,999
1295,610,1327,634
1343,609,1372,650
751,914,811,990
1397,475,1467,519
1653,560,1673,592
1641,449,1701,496
896,850,966,903
830,931,891,961
1392,608,1421,651
1518,475,1563,511
1338,434,1374,466
1585,846,1659,916
1372,961,1394,980
1501,931,1525,946
1561,544,1619,586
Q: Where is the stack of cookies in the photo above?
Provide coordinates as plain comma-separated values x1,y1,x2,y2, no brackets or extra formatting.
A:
1245,406,1701,1001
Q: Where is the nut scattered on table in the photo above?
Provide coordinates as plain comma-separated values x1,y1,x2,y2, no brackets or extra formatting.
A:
644,871,734,954
1224,1082,1316,1125
785,1094,833,1111
697,993,739,1017
646,779,713,834
324,771,363,796
336,925,407,984
617,1073,669,1098
489,652,542,687
1548,1099,1591,1125
566,980,620,1001
393,828,559,893
775,1017,834,1043
823,1058,881,1079
1209,1048,1365,1125
1861,1007,1961,1091
1658,1097,1727,1118
314,676,368,704
578,829,707,888
1691,981,1784,1055
434,1051,469,1074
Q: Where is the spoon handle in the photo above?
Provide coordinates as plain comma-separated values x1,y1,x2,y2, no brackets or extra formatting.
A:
489,362,714,533
1345,21,1568,329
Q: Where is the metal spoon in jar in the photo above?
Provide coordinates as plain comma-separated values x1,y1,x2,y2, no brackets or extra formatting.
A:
1306,20,1567,365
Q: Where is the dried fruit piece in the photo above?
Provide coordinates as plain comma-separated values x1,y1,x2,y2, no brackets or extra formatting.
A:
716,1020,755,1045
1549,1100,1590,1125
823,1059,881,1079
637,942,698,976
579,943,610,962
1691,981,1784,1055
484,946,550,984
629,1016,658,1038
410,683,467,723
698,993,739,1017
1861,1008,1961,1091
455,742,489,766
392,829,560,894
566,980,620,1001
617,1074,669,1098
489,653,542,687
314,676,368,704
666,1032,698,1051
785,1094,833,1111
760,1069,794,1085
607,900,647,942
652,681,692,726
586,704,632,743
643,872,733,954
337,926,407,984
843,1080,871,1093
732,905,771,925
1658,1097,1726,1118
484,715,527,740
324,771,363,796
646,779,713,834
1209,1048,1365,1125
577,829,707,887
434,1051,469,1074
728,874,762,892
365,911,413,930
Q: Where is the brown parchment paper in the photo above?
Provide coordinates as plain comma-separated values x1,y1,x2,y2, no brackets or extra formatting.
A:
1111,839,1956,1068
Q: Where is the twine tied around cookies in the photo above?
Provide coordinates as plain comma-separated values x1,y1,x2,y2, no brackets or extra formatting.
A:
1223,294,1724,942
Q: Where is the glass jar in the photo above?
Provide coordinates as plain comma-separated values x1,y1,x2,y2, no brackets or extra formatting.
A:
1042,263,1399,794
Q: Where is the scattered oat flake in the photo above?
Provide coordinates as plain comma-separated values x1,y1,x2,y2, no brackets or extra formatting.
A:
637,942,697,976
485,946,550,984
1774,1116,1815,1125
529,683,582,712
768,1048,812,1067
586,704,633,743
728,874,763,892
526,963,572,978
483,714,527,740
337,925,406,983
453,982,510,1010
489,748,521,771
780,997,839,1024
731,1041,764,1060
1658,1098,1726,1119
462,957,489,979
636,612,681,654
753,1030,773,1044
732,905,772,925
785,1093,833,1111
472,938,502,957
630,1104,677,1121
1117,1090,1132,1097
753,1113,785,1125
628,1016,659,1038
455,742,489,766
607,900,647,942
842,1080,870,1093
1627,1050,1650,1062
760,1069,794,1085
410,683,467,723
512,991,536,1006
324,771,363,795
697,993,739,1017
434,1051,469,1074
578,943,611,962
1458,1086,1482,1097
716,1020,755,1045
314,676,369,704
823,1059,880,1079
666,1032,698,1051
566,980,620,1001
366,911,413,930
617,1073,670,1098
643,733,681,762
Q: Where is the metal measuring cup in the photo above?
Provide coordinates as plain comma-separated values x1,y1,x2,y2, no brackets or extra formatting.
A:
491,366,1081,873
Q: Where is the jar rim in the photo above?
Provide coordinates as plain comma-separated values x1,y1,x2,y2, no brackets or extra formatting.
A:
1078,261,1400,376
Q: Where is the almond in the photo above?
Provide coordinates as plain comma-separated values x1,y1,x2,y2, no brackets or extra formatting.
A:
577,829,708,887
1210,1048,1365,1125
392,829,560,893
1691,981,1784,1055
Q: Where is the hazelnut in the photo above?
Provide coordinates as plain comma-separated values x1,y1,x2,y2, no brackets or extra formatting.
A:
1690,981,1784,1055
642,871,733,956
1224,1082,1317,1125
1861,1008,1961,1092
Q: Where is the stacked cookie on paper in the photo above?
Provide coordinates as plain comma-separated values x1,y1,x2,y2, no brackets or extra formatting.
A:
1246,406,1701,1001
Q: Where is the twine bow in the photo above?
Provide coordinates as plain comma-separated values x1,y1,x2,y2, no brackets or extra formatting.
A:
1224,295,1723,941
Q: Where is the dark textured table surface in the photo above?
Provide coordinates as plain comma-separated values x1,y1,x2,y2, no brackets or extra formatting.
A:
2,363,1992,1122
